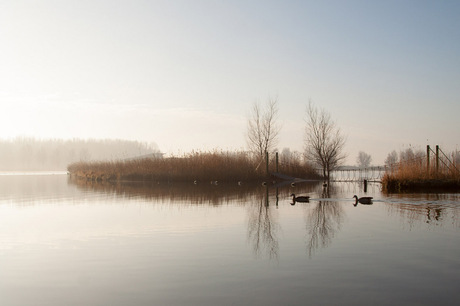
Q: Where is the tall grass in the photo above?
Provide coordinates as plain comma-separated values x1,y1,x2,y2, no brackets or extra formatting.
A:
68,151,320,183
382,155,460,192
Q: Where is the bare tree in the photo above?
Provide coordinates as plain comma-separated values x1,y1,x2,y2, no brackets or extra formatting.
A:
356,151,372,168
304,101,346,180
246,97,280,157
385,150,398,167
399,147,425,163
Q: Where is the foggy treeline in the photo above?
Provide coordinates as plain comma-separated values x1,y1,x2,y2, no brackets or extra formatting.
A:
0,137,160,171
385,147,460,168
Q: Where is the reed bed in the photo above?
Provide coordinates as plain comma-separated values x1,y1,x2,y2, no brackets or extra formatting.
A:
382,158,460,192
67,151,319,183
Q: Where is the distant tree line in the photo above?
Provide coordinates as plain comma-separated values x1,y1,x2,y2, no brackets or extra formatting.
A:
384,147,427,167
0,137,159,171
384,146,460,170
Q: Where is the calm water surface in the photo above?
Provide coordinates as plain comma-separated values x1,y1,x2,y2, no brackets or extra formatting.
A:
1,174,459,306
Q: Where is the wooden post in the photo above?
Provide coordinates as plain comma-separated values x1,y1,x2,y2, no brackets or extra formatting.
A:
265,151,269,177
436,145,439,173
427,145,430,174
363,179,368,192
275,152,279,173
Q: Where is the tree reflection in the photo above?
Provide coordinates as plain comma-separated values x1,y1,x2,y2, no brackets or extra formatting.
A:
305,187,344,257
247,187,279,260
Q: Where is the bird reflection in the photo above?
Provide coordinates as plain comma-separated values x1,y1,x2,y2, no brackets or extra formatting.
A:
290,193,310,205
247,186,279,260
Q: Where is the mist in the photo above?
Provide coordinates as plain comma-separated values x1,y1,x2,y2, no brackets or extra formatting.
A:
0,137,160,171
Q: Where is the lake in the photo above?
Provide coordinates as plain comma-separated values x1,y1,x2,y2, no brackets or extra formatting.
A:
1,173,459,306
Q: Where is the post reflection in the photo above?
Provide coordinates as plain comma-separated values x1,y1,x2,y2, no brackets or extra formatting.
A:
384,194,460,228
246,186,279,260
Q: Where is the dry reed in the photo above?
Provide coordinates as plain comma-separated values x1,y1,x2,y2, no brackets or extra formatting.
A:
382,158,460,192
67,151,319,183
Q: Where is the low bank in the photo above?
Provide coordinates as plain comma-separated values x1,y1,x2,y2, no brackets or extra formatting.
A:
382,176,460,193
67,153,320,184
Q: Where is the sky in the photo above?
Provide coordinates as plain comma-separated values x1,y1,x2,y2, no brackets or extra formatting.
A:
1,0,459,165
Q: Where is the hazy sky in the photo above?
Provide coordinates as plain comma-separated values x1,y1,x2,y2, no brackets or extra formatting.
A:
1,0,459,164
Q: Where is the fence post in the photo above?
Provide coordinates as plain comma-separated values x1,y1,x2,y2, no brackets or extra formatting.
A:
436,145,439,173
265,151,269,177
275,152,279,173
427,145,430,174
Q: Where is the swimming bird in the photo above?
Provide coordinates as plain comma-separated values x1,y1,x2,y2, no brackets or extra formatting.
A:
353,195,373,206
290,193,310,204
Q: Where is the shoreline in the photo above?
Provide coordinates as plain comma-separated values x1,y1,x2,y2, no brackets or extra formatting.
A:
382,178,460,193
66,153,321,185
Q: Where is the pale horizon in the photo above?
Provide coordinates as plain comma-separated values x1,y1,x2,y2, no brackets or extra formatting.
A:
1,0,459,165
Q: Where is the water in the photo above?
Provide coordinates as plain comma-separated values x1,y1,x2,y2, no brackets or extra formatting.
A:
1,174,459,306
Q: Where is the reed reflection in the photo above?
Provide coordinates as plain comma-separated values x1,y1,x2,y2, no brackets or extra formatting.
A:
384,193,460,228
246,186,280,260
69,177,263,205
68,178,460,255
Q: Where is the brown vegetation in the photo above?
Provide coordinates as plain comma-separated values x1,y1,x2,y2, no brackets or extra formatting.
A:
67,151,320,184
382,154,460,192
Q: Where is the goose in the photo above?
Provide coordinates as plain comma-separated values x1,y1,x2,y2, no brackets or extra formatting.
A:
291,193,310,204
353,195,373,206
